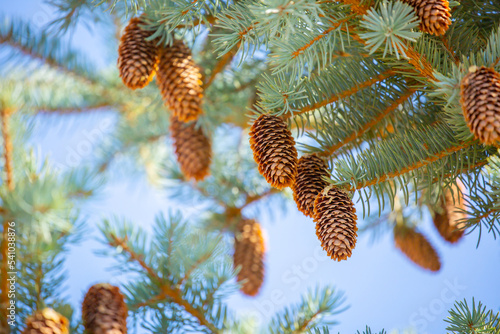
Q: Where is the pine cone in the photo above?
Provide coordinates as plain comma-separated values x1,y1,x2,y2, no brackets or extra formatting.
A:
170,117,211,181
394,225,441,272
460,66,500,147
402,0,451,36
157,40,203,123
293,154,330,218
118,17,159,90
82,283,128,334
233,219,265,296
22,308,69,334
249,114,298,189
313,185,358,261
432,179,466,243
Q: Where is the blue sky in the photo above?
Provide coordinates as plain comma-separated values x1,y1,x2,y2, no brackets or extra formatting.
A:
2,1,499,332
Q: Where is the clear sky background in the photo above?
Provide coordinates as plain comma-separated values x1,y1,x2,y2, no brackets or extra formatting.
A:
2,1,499,333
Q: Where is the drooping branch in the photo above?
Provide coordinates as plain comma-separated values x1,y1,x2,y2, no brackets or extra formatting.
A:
109,234,221,334
347,141,473,191
318,88,416,157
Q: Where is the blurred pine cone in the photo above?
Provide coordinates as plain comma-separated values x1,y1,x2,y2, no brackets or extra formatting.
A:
170,117,211,181
22,308,69,334
293,154,330,218
118,17,159,90
402,0,451,36
233,219,265,296
394,224,441,272
432,179,466,243
460,66,500,147
157,40,203,123
82,283,128,334
314,185,358,261
249,114,298,189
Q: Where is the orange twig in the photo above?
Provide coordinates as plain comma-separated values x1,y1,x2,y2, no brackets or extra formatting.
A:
318,89,416,157
347,141,473,191
339,0,371,15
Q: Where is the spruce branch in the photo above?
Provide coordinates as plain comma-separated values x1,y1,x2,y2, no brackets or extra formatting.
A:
297,68,395,116
346,140,473,192
360,0,421,60
107,233,222,333
316,88,416,157
268,286,347,334
0,17,99,85
445,298,500,334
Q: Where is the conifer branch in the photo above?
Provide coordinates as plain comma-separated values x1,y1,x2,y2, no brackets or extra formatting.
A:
347,141,473,191
0,19,98,85
289,69,396,118
0,108,14,334
318,88,416,157
341,22,436,81
109,234,221,333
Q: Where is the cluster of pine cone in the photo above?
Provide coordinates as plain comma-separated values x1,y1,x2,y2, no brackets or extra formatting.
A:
22,283,127,334
118,16,211,181
249,114,359,262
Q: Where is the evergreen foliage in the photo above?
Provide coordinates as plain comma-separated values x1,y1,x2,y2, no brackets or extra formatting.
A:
0,0,499,332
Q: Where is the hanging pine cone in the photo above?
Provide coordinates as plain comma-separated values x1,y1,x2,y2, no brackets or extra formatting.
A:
249,114,298,189
233,219,265,296
313,185,358,261
293,154,330,218
82,283,128,334
432,179,466,243
170,117,211,181
460,66,500,147
118,17,159,90
22,308,69,334
394,224,441,272
402,0,451,36
157,40,203,123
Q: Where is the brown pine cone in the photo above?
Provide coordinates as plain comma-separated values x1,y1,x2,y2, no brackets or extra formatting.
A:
22,308,69,334
293,154,330,218
394,224,441,272
233,219,265,296
314,185,358,261
118,17,159,90
432,179,466,243
82,283,128,334
460,66,500,147
402,0,451,36
249,114,298,189
157,40,203,123
170,117,211,181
